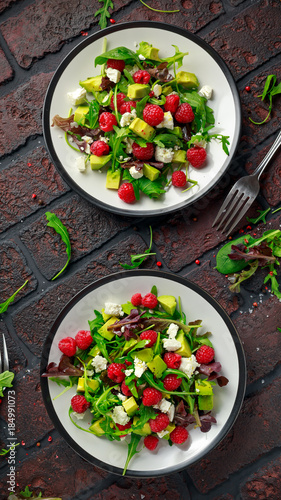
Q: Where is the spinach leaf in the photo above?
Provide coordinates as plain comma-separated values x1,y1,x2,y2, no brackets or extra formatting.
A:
0,280,28,314
138,176,166,199
84,99,100,129
215,235,252,274
45,212,72,280
153,133,182,148
95,47,140,68
0,371,14,397
123,433,142,475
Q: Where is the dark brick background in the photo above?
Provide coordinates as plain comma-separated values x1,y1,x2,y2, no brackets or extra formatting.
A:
0,0,281,499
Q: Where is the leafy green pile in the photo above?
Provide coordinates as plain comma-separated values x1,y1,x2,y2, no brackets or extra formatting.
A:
216,229,281,298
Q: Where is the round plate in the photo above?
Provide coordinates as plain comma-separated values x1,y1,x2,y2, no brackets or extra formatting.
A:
43,21,241,217
40,270,246,477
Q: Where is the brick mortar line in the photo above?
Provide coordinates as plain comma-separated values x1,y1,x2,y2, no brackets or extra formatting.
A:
0,136,46,172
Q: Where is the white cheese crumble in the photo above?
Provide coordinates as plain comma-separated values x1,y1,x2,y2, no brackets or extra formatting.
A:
167,323,179,339
112,405,130,425
72,411,86,420
125,368,134,377
167,403,175,422
91,355,108,372
86,370,94,377
124,137,134,154
67,87,86,106
75,156,86,172
117,393,127,402
129,166,143,179
179,355,200,378
127,64,139,76
120,108,137,127
191,135,207,148
162,338,182,351
82,135,93,144
198,85,213,100
156,111,174,130
155,146,174,163
104,302,124,317
157,430,169,438
99,136,109,143
153,84,162,97
134,357,147,378
106,67,121,84
138,54,146,60
153,398,171,413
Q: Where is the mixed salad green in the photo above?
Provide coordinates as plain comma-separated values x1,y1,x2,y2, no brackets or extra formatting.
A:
43,286,228,474
52,40,229,204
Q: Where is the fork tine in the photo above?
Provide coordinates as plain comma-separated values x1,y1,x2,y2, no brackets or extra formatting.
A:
224,197,255,236
216,191,244,231
212,185,239,227
220,193,250,234
3,334,9,372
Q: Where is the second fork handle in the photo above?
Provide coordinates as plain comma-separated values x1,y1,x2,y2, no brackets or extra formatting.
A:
252,129,281,180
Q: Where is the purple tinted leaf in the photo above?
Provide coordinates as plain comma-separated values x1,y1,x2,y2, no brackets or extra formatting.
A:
42,355,83,377
199,412,217,432
101,76,115,90
198,362,222,377
217,375,229,387
229,243,275,265
146,62,173,82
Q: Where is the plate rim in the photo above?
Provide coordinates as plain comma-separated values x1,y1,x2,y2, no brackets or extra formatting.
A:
42,20,242,218
40,269,246,477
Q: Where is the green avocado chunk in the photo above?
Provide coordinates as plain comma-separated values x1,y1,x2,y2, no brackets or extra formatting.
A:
172,126,183,138
176,71,199,89
137,42,161,62
133,417,152,436
129,117,155,140
90,154,111,170
98,316,118,340
195,379,213,396
143,163,160,181
198,394,213,411
172,150,187,165
123,396,138,416
131,348,154,362
147,355,167,378
157,295,177,315
127,83,150,99
121,302,136,315
106,169,121,189
74,105,89,125
79,75,103,92
89,418,105,436
175,330,192,357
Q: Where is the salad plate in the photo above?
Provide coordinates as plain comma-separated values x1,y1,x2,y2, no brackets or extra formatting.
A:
43,21,241,217
40,270,246,476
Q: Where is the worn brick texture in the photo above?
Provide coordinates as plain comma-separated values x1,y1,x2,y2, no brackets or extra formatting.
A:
0,48,13,85
0,322,26,374
0,72,52,156
0,147,69,232
240,454,281,500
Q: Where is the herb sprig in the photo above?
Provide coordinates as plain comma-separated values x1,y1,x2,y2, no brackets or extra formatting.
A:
94,0,114,30
45,212,72,280
0,280,28,314
120,226,156,269
249,74,281,125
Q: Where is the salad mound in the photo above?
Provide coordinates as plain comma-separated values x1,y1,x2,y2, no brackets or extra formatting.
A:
43,287,229,475
52,40,230,204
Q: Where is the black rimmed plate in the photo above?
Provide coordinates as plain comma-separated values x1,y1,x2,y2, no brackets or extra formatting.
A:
40,270,246,477
43,21,241,217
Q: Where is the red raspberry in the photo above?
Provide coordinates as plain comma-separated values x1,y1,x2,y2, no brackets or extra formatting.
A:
133,70,151,84
121,380,133,397
90,140,110,156
119,101,137,114
125,360,132,366
149,413,170,432
58,337,76,357
142,293,158,309
107,363,126,383
172,171,187,188
163,352,182,369
132,141,154,161
170,426,189,444
164,94,180,114
116,421,132,436
118,183,136,204
140,330,158,348
163,374,182,391
131,293,142,306
195,345,215,364
144,435,159,450
71,395,90,413
110,92,126,111
186,147,207,169
75,330,93,350
99,112,117,132
107,58,125,72
143,104,164,126
142,387,162,406
174,103,195,123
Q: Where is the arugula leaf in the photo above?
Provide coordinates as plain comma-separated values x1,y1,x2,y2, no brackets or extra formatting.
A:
229,260,259,293
19,486,33,498
84,99,100,129
136,94,150,119
0,280,28,314
120,226,156,269
45,212,71,280
0,371,14,397
88,310,104,332
123,433,142,475
94,0,114,30
1,443,19,456
49,377,72,388
131,404,156,431
277,327,281,333
264,264,281,300
151,285,157,296
153,133,182,148
249,74,281,125
95,47,141,68
162,45,188,69
247,208,271,225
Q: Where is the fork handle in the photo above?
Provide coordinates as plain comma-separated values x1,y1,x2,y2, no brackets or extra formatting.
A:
252,130,281,180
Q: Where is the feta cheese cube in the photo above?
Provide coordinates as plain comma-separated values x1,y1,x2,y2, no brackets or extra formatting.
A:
112,405,130,425
157,430,169,438
129,166,143,179
198,85,213,100
156,111,174,130
153,84,162,97
104,302,124,317
120,108,137,127
162,338,182,351
106,67,121,84
167,403,175,422
134,357,147,378
67,87,86,106
82,135,93,144
138,54,146,60
86,370,94,377
153,398,171,413
117,393,127,402
155,146,174,163
179,355,200,378
91,355,108,373
125,369,134,377
167,323,179,339
72,411,86,420
100,136,109,143
75,156,86,172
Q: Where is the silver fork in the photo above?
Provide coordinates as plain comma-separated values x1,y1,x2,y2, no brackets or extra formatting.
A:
0,334,9,377
213,130,281,236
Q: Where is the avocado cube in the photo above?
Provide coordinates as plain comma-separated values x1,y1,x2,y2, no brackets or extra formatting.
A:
172,150,187,165
147,355,167,378
74,105,89,125
133,417,152,436
79,76,103,92
121,301,135,315
122,338,138,354
175,330,192,357
88,345,101,357
105,169,121,190
143,163,160,182
162,423,176,440
176,71,199,89
101,307,111,322
162,86,173,96
195,380,213,396
122,396,138,416
129,118,155,141
98,316,119,340
158,295,177,315
172,126,183,138
90,154,111,170
131,348,154,362
77,377,99,393
198,394,213,411
127,83,150,99
89,418,105,436
138,42,161,62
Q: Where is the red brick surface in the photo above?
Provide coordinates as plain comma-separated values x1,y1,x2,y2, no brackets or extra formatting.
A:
0,147,69,232
240,455,281,500
0,72,52,156
20,195,130,280
0,48,13,85
0,323,26,374
0,0,17,14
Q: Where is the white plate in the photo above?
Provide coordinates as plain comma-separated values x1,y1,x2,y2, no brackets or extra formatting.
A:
41,270,246,476
43,21,241,217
